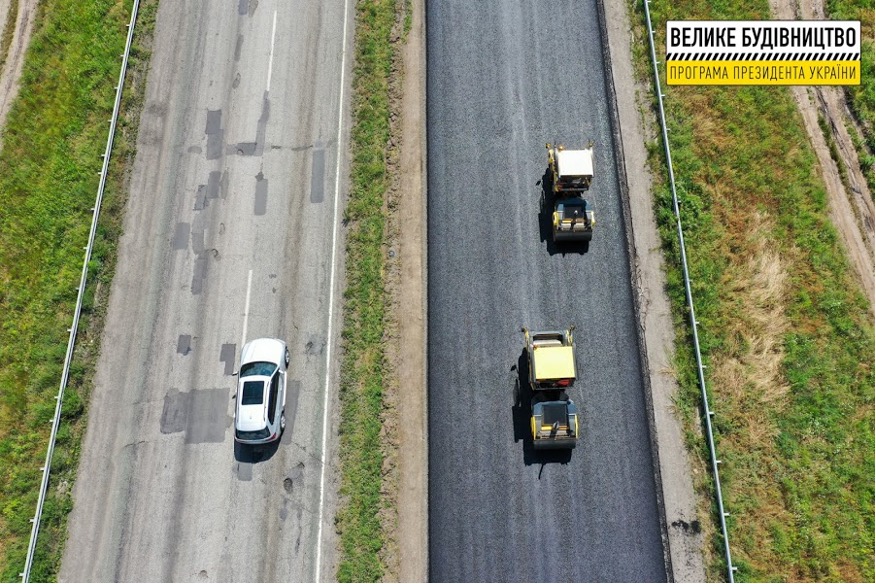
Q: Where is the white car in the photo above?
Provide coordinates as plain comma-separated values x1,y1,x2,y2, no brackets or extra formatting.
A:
234,338,289,445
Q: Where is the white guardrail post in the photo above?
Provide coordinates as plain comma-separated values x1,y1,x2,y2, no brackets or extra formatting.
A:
21,0,141,581
641,0,737,581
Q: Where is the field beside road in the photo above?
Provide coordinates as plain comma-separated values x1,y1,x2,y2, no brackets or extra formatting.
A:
0,1,142,578
633,0,874,580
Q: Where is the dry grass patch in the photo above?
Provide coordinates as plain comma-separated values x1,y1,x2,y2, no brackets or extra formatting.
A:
709,213,799,577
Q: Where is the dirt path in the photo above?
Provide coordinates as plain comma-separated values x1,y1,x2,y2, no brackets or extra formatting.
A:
392,0,428,579
770,0,875,306
0,0,39,149
382,0,428,580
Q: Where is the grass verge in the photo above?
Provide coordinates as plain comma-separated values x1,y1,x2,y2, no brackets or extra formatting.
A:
0,0,158,579
632,0,875,580
335,0,404,581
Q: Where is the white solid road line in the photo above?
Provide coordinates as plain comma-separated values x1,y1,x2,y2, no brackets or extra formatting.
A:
266,10,278,92
242,269,253,349
315,0,351,579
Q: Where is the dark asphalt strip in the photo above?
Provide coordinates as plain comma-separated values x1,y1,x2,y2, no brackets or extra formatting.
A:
426,1,668,581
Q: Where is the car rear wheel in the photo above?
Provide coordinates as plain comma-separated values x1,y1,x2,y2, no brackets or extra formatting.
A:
280,411,286,432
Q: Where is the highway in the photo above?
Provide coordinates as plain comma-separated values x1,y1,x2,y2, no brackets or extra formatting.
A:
60,1,349,580
426,1,668,581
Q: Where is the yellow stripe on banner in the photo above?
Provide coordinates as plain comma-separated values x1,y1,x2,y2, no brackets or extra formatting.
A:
666,60,860,86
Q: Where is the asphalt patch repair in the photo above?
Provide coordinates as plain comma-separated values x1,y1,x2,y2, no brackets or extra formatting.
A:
160,387,231,443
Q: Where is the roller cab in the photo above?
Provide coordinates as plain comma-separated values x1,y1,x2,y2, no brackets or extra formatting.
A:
545,143,596,243
522,327,580,450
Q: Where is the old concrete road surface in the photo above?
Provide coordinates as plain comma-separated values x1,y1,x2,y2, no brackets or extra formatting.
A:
60,1,349,581
427,2,668,581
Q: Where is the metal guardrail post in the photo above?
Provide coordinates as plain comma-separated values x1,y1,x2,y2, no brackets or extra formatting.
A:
21,0,141,581
640,0,736,581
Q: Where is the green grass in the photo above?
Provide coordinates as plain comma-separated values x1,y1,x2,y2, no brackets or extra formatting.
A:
335,0,403,581
0,0,158,579
633,0,875,580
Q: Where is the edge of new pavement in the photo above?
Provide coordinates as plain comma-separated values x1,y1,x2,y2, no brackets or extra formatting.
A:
601,1,707,581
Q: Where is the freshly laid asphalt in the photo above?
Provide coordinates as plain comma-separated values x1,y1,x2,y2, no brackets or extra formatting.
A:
426,1,668,581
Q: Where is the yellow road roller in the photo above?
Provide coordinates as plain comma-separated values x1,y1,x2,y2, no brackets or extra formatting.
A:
522,326,579,449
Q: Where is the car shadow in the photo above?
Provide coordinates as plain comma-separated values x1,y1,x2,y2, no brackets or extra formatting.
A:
234,437,281,463
511,349,573,469
537,167,590,256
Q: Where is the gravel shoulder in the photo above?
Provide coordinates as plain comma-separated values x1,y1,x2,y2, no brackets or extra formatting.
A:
392,0,428,580
381,0,428,580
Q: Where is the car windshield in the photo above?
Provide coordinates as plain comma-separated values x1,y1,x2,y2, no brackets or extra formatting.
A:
236,427,270,441
240,361,277,377
241,380,265,405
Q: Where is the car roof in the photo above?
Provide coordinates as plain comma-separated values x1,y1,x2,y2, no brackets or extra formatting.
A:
237,378,268,431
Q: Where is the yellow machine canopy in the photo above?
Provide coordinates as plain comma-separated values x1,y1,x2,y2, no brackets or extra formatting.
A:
532,345,576,381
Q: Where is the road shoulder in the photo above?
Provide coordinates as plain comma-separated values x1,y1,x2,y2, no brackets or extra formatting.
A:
382,0,428,580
